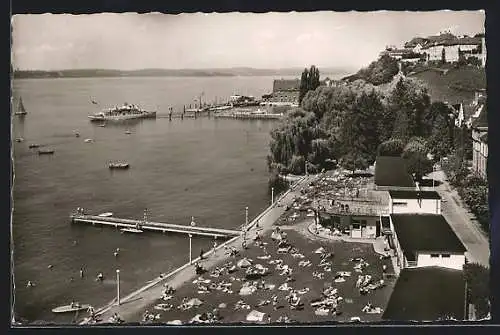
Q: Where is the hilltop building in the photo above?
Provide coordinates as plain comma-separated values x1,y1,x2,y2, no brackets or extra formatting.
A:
383,33,485,67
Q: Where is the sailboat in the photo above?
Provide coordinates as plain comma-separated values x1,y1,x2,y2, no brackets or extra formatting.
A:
15,97,27,116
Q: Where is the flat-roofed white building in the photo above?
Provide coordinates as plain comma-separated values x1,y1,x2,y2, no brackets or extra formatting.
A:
388,190,442,215
389,214,466,270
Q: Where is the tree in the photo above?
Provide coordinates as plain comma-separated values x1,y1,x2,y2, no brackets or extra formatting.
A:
424,102,455,160
289,155,305,175
299,65,321,105
388,77,431,143
299,68,309,105
268,109,318,174
401,137,433,181
339,152,370,173
337,90,382,171
464,263,490,319
441,47,446,64
377,138,405,157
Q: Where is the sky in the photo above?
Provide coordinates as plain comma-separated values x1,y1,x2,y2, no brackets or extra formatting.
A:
11,11,485,71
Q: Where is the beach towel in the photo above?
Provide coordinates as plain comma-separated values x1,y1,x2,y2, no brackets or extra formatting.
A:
246,310,266,322
237,258,252,268
167,320,183,325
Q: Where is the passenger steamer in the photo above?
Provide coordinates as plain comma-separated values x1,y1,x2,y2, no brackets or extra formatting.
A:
88,103,156,122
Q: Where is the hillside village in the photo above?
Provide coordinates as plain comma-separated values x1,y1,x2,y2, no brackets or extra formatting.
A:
263,30,489,321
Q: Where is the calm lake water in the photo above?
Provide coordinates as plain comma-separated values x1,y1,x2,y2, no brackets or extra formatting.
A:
11,75,344,323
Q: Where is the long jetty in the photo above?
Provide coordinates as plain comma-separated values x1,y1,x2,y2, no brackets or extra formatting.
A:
70,214,241,238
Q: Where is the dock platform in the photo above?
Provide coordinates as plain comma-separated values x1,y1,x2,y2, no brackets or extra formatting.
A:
70,214,241,238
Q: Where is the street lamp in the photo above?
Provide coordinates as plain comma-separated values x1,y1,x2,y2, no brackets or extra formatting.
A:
305,160,308,176
271,187,274,205
116,269,120,306
189,234,193,264
245,206,249,228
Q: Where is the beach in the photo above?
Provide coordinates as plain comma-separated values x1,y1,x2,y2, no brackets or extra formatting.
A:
82,174,396,324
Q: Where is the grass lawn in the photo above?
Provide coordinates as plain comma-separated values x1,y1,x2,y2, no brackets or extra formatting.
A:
133,224,396,324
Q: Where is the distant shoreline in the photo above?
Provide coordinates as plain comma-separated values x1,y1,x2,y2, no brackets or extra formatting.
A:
12,68,355,80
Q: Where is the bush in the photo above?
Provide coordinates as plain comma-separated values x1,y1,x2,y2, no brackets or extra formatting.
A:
377,138,405,157
463,263,490,319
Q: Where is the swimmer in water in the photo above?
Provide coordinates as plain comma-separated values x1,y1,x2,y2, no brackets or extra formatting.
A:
26,281,35,288
47,264,53,270
80,268,84,278
96,272,104,281
73,240,78,246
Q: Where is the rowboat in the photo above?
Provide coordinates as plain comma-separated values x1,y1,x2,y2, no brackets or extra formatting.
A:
120,228,143,234
52,303,90,314
109,162,129,169
98,212,113,217
38,149,55,155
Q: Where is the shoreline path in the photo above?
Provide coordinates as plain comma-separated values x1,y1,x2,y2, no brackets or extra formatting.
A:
81,174,316,324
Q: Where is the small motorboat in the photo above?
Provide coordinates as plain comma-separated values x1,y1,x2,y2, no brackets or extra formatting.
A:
125,130,132,135
84,138,93,143
98,123,106,127
98,212,113,217
109,162,130,169
52,303,90,314
15,138,24,143
29,144,40,149
38,149,55,155
120,228,143,234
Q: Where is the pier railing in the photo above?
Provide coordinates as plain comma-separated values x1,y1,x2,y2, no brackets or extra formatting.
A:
71,214,240,238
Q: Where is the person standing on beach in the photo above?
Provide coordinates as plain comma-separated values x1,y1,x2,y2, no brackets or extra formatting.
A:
213,241,218,255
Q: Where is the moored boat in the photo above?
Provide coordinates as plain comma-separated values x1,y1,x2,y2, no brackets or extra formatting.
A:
98,212,114,217
38,149,55,155
52,303,90,314
89,103,156,122
109,162,130,169
15,97,27,116
29,144,40,149
120,228,143,234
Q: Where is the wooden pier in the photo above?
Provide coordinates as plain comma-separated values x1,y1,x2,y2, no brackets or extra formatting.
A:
70,214,241,238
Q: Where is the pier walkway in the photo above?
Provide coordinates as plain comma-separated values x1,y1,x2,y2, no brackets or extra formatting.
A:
70,214,241,238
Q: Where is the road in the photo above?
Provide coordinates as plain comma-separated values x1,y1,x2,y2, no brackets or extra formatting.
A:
428,169,490,268
82,174,316,324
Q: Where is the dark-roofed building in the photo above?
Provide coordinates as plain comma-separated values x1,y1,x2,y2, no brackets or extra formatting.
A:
270,79,300,104
382,267,466,321
388,190,442,214
374,156,416,191
471,95,488,179
389,214,466,270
